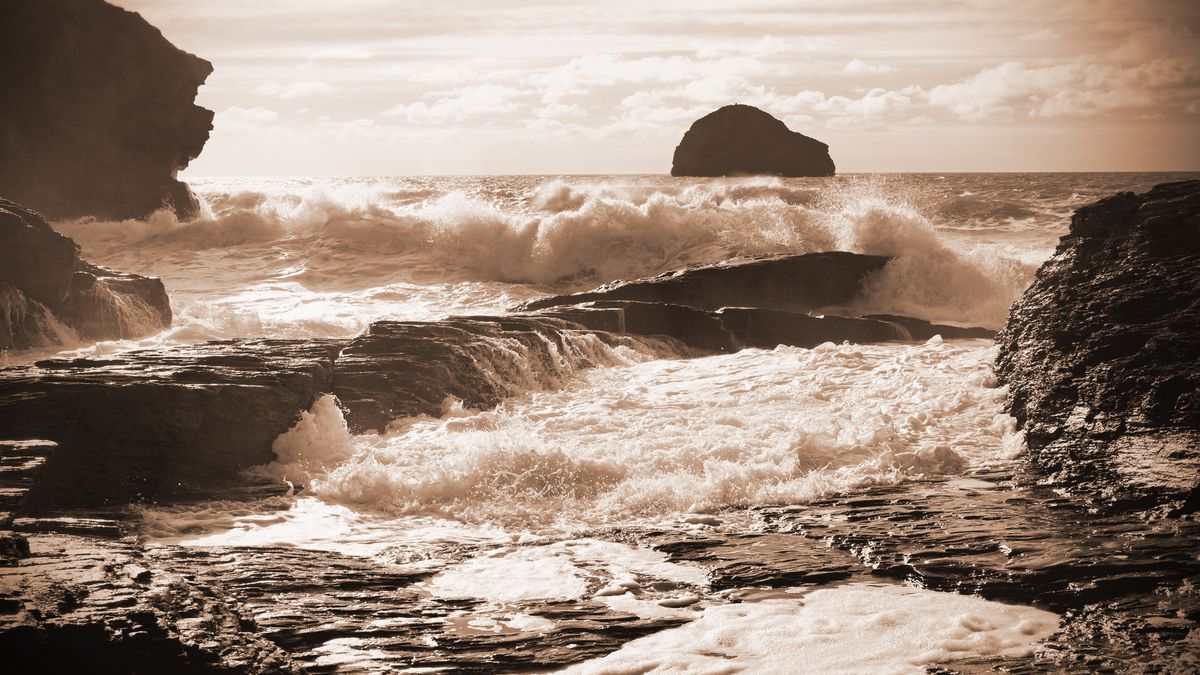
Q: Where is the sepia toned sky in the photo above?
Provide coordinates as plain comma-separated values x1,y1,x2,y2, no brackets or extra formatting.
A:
117,0,1200,175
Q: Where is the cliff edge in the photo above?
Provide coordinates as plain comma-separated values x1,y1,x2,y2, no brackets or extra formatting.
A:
0,0,213,220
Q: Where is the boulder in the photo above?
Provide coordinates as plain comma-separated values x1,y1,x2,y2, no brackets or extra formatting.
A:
995,180,1200,512
670,104,835,177
0,0,213,220
517,252,888,314
0,199,172,349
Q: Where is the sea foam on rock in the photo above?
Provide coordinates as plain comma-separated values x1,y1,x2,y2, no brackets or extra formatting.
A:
996,180,1200,512
0,0,212,220
0,199,171,350
670,104,835,177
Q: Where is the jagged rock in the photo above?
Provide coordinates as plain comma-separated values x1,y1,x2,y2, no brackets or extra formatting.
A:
0,340,342,509
533,303,990,353
333,316,685,432
517,252,888,314
670,104,835,177
995,180,1200,512
0,0,213,220
0,199,172,349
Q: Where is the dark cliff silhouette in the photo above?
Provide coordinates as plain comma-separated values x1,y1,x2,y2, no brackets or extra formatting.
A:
0,0,213,221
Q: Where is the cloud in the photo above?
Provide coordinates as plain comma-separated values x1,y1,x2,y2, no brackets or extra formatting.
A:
306,46,371,60
770,87,913,127
536,52,779,104
842,59,897,75
385,84,528,123
254,80,332,99
212,106,281,134
927,54,1200,121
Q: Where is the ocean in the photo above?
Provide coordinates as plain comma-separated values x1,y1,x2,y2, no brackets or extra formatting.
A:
42,172,1200,672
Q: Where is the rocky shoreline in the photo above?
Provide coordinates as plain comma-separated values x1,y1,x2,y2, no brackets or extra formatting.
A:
1,199,172,351
1,181,1197,672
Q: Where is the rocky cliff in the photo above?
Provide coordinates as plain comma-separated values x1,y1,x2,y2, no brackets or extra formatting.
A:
0,199,172,350
0,0,213,220
996,180,1200,513
670,104,835,177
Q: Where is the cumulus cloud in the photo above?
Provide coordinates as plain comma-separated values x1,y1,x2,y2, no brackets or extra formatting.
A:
927,53,1200,121
385,84,528,123
254,80,332,99
212,106,281,134
536,52,779,104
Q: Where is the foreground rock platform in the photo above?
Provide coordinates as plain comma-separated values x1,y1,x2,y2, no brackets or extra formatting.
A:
0,0,213,220
0,199,172,350
996,180,1200,513
0,340,342,509
670,104,835,177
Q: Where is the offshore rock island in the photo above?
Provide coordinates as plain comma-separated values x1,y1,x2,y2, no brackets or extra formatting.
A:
671,104,836,177
0,0,213,220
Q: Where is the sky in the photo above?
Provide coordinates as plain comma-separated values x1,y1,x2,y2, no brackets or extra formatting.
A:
117,0,1200,175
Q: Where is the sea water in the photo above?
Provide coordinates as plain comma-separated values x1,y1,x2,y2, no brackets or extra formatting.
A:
49,172,1196,671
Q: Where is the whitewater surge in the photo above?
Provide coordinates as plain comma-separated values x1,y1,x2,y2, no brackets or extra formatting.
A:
245,336,1019,530
44,173,1093,354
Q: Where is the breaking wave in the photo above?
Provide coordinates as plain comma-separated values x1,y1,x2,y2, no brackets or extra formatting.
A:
53,175,1053,332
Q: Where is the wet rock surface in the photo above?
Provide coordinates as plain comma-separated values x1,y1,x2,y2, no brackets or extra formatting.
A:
0,302,995,509
996,180,1200,511
762,468,1200,673
0,199,172,349
518,251,888,314
0,340,342,509
670,104,835,177
0,0,213,220
332,316,664,433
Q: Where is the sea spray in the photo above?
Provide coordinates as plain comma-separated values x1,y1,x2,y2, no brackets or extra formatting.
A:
54,175,1054,342
260,338,1022,529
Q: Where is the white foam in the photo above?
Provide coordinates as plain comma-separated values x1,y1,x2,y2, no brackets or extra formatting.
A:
565,583,1060,674
49,175,1043,352
423,538,709,612
258,339,1020,529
